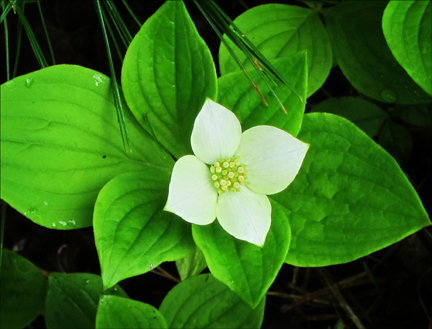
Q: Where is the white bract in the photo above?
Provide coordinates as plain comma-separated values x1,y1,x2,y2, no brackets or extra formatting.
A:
164,99,309,246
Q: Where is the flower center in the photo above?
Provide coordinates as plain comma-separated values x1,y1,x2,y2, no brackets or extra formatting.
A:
209,156,247,195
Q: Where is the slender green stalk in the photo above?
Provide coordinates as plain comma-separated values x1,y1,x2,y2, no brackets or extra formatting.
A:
102,9,123,63
37,1,56,65
0,0,15,24
214,1,301,99
103,0,132,47
2,1,10,81
194,0,304,109
194,1,267,105
121,0,141,27
95,0,131,153
12,14,23,78
14,2,48,68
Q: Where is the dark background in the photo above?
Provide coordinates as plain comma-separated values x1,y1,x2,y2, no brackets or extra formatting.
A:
1,1,431,328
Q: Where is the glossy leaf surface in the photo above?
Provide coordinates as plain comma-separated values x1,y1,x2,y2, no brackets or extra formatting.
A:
0,65,170,229
383,1,432,95
193,201,289,308
94,170,194,289
325,1,432,104
271,113,430,266
219,4,332,96
122,0,217,158
96,295,167,329
175,245,207,281
159,274,265,329
218,53,307,137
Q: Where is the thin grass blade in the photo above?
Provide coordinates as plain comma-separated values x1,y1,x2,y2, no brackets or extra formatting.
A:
211,0,304,104
194,0,304,109
14,2,48,68
37,1,55,65
12,13,23,78
194,1,268,104
2,2,10,80
121,0,141,27
95,0,131,153
0,0,15,24
102,9,124,63
103,0,132,47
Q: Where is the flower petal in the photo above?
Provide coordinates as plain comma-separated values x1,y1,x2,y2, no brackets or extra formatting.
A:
165,155,217,225
191,99,242,164
236,126,309,195
216,186,271,246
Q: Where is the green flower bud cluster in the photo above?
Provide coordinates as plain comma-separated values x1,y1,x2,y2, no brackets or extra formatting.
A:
209,156,247,195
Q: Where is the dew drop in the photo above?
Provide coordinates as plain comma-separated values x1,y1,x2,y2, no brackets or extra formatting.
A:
25,78,33,88
380,89,397,103
149,264,155,270
59,221,67,226
93,74,105,86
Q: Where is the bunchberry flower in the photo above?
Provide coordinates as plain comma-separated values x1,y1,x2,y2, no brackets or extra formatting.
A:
165,99,309,246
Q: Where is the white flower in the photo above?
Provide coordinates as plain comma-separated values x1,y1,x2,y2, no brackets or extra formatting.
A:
164,99,309,246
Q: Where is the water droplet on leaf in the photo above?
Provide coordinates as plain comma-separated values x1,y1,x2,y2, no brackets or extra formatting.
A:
93,74,105,86
380,89,397,103
25,78,33,88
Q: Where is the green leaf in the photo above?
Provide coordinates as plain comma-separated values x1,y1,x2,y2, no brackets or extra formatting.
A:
218,53,307,137
311,97,388,138
271,113,430,266
175,245,207,281
44,272,127,329
378,120,412,166
383,1,432,96
94,170,194,289
159,274,265,329
122,0,217,159
96,295,167,329
393,104,432,127
324,1,432,104
0,65,171,229
192,201,290,308
218,3,332,97
0,249,47,329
